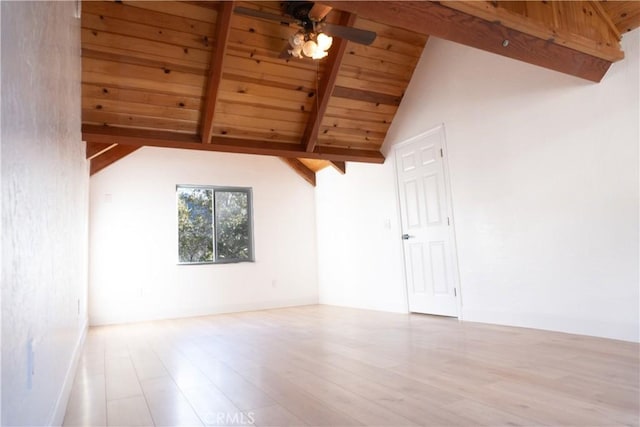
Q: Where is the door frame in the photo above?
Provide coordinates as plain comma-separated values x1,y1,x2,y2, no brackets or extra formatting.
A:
393,123,464,319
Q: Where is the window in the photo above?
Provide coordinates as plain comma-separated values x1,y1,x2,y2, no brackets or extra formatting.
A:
177,185,254,264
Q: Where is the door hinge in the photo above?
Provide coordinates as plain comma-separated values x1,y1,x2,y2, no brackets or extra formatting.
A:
440,148,444,158
447,217,450,226
454,288,457,297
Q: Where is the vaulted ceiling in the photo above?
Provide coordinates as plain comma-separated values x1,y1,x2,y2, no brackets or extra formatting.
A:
82,1,640,185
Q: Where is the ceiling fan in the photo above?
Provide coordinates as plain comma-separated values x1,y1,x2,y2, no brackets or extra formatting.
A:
234,2,377,60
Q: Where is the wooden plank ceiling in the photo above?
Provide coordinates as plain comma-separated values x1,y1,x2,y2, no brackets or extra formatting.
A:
82,1,639,184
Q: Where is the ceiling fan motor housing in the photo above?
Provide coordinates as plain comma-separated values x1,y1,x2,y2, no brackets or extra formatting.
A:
283,1,316,31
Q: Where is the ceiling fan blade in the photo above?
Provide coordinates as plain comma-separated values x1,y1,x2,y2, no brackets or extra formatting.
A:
233,6,299,25
321,23,377,45
308,4,332,21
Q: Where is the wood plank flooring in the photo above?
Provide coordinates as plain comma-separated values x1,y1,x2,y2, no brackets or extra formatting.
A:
63,305,639,426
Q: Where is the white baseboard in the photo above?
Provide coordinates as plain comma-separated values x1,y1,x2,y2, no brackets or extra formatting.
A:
89,297,319,326
318,298,408,314
462,308,639,343
49,317,88,426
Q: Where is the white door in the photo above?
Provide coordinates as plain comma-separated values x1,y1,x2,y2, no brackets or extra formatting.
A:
395,126,459,317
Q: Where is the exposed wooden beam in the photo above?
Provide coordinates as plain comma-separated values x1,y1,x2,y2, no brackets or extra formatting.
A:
82,125,385,164
303,12,355,153
323,1,613,82
281,158,316,186
200,1,234,144
330,161,346,175
90,144,140,175
442,1,624,60
86,141,116,160
84,125,199,143
210,137,385,163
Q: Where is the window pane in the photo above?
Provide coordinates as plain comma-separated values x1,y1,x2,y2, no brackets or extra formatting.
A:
215,191,250,261
177,187,213,263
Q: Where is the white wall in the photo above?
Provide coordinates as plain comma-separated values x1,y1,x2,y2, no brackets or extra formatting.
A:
1,2,89,425
89,148,318,325
316,30,639,342
316,161,408,313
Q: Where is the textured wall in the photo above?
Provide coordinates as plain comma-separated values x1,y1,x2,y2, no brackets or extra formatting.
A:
89,148,318,325
316,30,639,342
1,2,89,425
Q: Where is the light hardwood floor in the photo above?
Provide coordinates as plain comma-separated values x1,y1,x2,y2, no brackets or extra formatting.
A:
63,305,639,427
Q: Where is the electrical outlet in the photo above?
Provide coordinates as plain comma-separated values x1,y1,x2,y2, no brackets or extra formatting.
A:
271,280,277,288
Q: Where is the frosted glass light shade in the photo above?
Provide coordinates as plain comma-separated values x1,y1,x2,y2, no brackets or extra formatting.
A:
289,32,305,47
316,33,333,51
302,40,318,57
311,49,328,59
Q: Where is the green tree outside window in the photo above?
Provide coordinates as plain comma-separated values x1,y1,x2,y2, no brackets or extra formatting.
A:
177,186,253,263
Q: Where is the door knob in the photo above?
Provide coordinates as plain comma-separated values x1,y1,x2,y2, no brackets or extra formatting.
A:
402,234,414,240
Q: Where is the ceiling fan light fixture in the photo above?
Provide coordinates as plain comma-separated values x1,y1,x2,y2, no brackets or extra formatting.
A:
291,32,305,46
296,32,331,60
234,4,377,61
288,31,305,58
311,50,328,59
316,33,333,51
302,39,318,57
